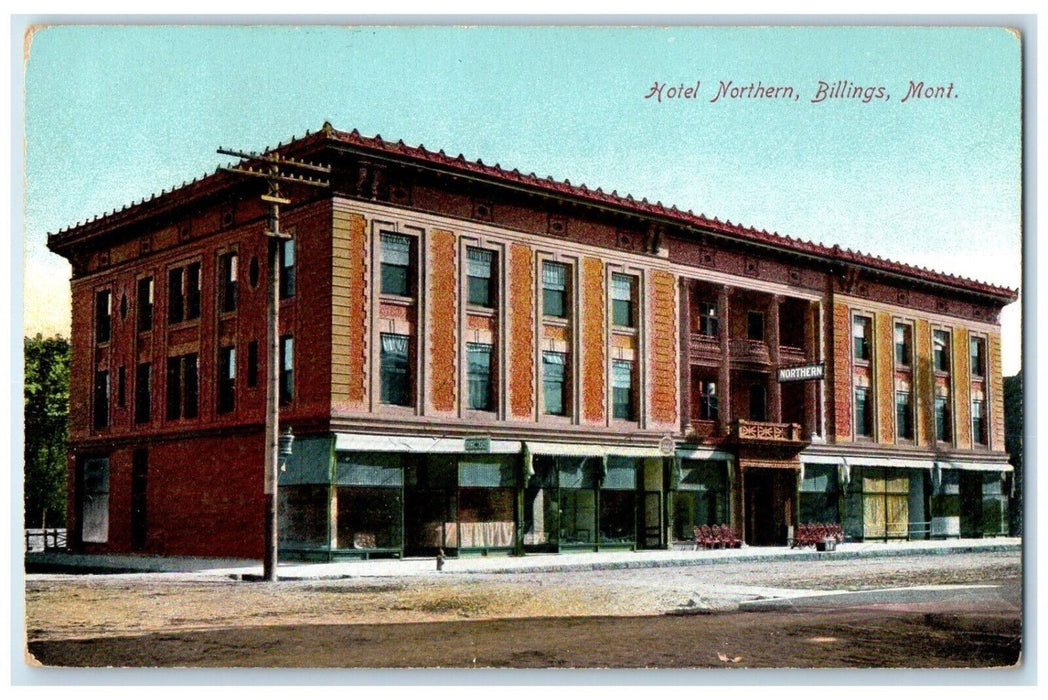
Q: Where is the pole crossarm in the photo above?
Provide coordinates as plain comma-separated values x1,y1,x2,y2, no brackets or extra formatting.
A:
217,147,333,174
218,165,330,188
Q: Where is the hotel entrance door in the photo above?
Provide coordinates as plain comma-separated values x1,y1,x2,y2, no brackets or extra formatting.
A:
744,467,797,546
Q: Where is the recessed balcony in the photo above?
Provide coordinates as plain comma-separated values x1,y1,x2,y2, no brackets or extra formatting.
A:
730,338,771,365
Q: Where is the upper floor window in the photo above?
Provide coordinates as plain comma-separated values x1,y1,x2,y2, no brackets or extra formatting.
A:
219,252,238,313
279,336,294,406
380,233,413,297
542,261,570,318
95,290,112,344
612,359,635,420
895,391,913,440
135,363,151,425
853,316,872,362
168,262,201,324
972,399,987,445
542,351,568,416
165,353,198,420
894,322,912,367
93,370,110,430
970,336,986,377
380,333,411,406
611,273,636,328
935,395,952,442
933,330,951,373
466,248,496,308
466,342,493,410
137,277,153,332
247,341,259,388
698,302,719,337
854,386,872,437
699,380,718,421
279,238,296,299
747,311,764,342
218,346,236,414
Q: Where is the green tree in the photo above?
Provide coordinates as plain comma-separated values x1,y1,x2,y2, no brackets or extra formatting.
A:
1003,371,1023,536
24,334,70,528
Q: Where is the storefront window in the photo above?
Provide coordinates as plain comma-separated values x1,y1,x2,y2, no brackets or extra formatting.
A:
860,468,910,540
800,463,839,524
279,485,328,548
672,460,728,540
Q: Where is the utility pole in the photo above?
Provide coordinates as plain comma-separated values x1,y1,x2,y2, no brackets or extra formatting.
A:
218,146,330,581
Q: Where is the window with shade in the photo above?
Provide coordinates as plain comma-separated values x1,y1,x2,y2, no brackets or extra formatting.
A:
895,391,913,440
894,322,912,366
542,261,569,318
933,330,951,372
970,336,986,377
466,247,496,307
467,342,493,411
542,351,568,415
612,359,635,420
380,233,413,297
279,336,294,406
137,277,153,332
972,399,986,445
219,252,238,313
218,346,236,413
380,333,411,406
853,316,872,362
279,238,296,298
935,394,952,442
95,290,112,344
854,386,872,437
698,302,719,336
168,263,201,324
611,273,636,328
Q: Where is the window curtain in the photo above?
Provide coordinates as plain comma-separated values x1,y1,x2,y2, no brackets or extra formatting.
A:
467,248,493,279
381,333,409,357
543,262,567,290
467,343,492,409
381,233,411,265
611,273,633,301
612,360,632,388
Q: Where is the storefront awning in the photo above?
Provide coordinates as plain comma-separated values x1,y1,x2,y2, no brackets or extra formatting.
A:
936,460,1013,473
799,454,935,470
675,446,734,462
334,434,522,454
524,441,664,458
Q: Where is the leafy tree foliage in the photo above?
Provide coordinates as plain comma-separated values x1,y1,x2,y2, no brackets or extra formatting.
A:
1003,371,1023,536
24,334,70,528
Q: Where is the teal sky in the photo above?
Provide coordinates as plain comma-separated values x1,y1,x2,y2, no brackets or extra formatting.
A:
21,25,1022,373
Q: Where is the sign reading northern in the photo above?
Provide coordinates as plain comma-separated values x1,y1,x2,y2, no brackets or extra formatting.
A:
777,362,826,383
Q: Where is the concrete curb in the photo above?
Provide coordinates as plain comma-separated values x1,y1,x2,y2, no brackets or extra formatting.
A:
25,539,1021,579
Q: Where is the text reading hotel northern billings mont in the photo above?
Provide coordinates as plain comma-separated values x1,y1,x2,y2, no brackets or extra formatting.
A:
644,80,959,104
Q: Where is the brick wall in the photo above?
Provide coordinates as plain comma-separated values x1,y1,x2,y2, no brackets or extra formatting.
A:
989,330,1006,450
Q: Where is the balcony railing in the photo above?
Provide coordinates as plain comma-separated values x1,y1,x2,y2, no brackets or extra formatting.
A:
729,338,770,364
689,333,721,363
779,345,808,365
731,419,807,444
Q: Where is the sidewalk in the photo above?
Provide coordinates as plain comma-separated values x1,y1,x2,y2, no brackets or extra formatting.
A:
25,537,1021,580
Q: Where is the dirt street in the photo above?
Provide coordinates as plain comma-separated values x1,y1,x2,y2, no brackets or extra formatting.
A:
24,551,1023,669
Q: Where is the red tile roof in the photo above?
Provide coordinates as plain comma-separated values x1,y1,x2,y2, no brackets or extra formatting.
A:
48,123,1018,303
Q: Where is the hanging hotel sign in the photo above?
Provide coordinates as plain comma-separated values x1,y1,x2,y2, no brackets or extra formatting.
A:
464,436,491,453
777,362,825,383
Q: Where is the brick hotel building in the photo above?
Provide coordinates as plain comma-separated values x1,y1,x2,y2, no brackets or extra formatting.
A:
47,124,1017,560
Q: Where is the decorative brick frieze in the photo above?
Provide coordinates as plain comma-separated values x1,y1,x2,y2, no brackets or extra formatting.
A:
427,228,458,413
648,269,678,427
508,243,535,418
832,301,852,441
580,257,606,424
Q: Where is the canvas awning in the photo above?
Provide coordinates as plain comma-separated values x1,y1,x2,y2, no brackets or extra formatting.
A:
334,433,522,454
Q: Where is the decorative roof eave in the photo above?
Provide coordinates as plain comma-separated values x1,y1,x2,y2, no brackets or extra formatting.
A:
46,123,1018,306
324,127,1017,305
45,129,330,257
